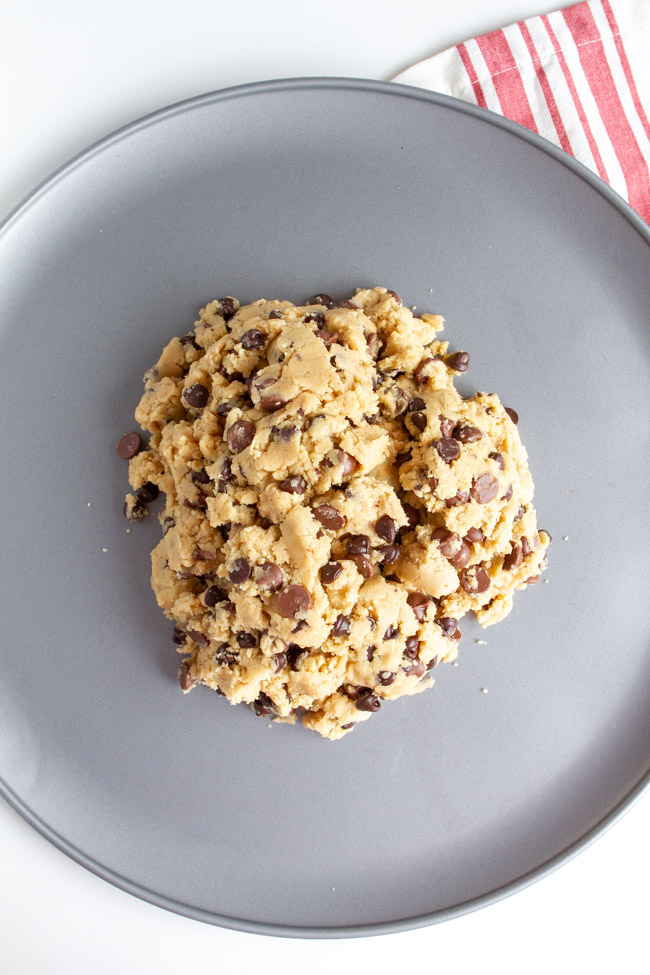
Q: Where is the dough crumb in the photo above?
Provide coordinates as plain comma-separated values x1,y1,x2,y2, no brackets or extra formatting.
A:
120,288,549,739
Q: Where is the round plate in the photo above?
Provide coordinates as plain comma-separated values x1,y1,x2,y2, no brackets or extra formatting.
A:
1,79,648,938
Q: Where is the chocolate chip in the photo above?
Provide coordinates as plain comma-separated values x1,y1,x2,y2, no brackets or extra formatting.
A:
319,561,342,586
304,311,325,326
218,460,234,488
292,619,308,635
346,534,370,555
489,451,505,470
271,424,296,442
431,526,454,545
410,412,427,432
400,503,419,532
227,419,255,453
187,629,208,648
384,625,400,641
436,617,458,636
366,646,376,661
253,693,276,716
435,438,460,464
447,351,470,372
237,631,257,648
313,504,347,530
465,527,485,543
375,515,397,543
180,334,200,349
172,625,186,646
315,329,339,348
395,449,412,466
216,402,234,417
471,473,500,504
218,297,237,320
439,416,456,438
191,468,211,484
260,392,286,412
221,523,232,541
378,543,401,564
194,547,216,563
340,299,358,309
404,636,420,658
162,516,175,535
204,585,227,607
331,614,350,637
407,592,431,621
426,656,438,671
279,475,307,494
273,652,287,671
453,424,483,443
386,289,401,303
356,692,381,712
287,644,307,669
123,498,146,521
351,554,374,578
391,388,410,417
340,721,356,730
505,407,519,425
257,562,283,590
408,396,426,413
433,529,471,570
116,432,142,459
525,574,541,585
229,557,251,584
277,585,311,619
183,383,210,408
460,565,491,594
310,293,337,309
445,490,470,508
366,333,380,357
403,660,426,677
214,643,237,665
502,484,514,501
241,328,265,350
338,450,359,478
415,358,436,384
515,505,526,522
268,309,283,320
179,660,194,690
378,671,396,687
503,543,523,571
520,535,532,557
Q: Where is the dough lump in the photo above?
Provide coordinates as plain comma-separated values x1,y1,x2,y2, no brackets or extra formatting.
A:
123,288,549,739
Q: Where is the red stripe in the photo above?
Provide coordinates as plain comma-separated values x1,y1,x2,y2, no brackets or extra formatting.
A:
517,21,574,154
562,3,650,221
457,42,488,108
541,14,609,182
600,0,650,141
474,30,539,133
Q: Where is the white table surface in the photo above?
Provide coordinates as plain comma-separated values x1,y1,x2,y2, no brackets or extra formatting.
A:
1,2,647,972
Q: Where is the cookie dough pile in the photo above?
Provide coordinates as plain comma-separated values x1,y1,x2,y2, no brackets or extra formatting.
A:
121,287,549,739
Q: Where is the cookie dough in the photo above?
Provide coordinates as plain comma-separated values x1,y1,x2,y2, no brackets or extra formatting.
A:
121,287,549,739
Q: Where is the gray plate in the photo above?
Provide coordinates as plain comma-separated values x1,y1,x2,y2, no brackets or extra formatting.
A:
0,79,649,938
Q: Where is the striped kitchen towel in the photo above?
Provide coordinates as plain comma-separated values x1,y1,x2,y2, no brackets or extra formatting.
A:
393,0,650,222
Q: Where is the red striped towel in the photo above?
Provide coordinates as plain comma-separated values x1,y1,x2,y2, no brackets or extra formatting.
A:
393,0,650,222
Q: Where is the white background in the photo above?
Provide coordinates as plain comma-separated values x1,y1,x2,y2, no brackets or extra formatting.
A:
1,2,647,972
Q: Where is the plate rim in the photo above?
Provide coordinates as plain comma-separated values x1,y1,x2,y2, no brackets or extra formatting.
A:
1,76,649,938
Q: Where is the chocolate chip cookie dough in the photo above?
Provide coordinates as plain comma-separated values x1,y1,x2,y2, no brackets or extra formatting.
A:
120,287,549,739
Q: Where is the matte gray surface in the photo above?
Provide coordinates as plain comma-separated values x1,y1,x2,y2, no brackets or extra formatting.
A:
0,79,648,937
